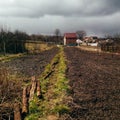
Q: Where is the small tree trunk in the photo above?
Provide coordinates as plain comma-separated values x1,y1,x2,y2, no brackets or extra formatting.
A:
29,76,37,101
3,41,6,56
14,42,17,54
14,103,21,120
22,87,28,114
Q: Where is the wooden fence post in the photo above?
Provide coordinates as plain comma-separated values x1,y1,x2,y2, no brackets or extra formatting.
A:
14,103,21,120
22,87,28,114
37,80,41,98
29,76,37,101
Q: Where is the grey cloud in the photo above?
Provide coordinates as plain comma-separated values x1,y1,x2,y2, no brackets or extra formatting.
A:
0,0,120,18
0,0,120,36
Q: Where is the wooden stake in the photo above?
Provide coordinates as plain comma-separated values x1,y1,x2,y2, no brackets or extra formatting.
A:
29,76,37,101
14,103,21,120
37,80,41,97
22,87,28,114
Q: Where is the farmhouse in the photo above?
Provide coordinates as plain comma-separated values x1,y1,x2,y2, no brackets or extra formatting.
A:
64,33,77,46
84,36,98,43
82,36,98,46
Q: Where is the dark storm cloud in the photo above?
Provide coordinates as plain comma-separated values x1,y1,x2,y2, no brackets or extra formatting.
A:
0,0,120,36
0,0,120,17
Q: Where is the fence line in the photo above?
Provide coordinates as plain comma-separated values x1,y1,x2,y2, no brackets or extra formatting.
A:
101,45,120,53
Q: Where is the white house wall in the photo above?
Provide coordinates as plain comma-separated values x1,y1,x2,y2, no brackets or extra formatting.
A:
64,37,66,45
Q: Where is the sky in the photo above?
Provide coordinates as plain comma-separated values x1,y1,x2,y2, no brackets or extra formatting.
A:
0,0,120,37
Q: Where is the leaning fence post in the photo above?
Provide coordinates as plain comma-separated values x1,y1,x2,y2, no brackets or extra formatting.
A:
29,76,37,101
37,80,41,98
22,87,28,114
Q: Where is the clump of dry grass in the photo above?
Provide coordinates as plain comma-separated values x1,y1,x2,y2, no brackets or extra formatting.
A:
0,68,22,120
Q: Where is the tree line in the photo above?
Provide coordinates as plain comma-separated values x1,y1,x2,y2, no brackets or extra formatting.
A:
0,29,30,55
1,27,119,55
105,33,120,44
0,28,63,55
0,28,88,55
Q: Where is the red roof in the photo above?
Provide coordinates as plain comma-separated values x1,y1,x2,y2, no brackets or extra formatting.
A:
64,33,77,39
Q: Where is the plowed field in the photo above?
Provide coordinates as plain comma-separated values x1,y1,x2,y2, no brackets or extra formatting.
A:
0,47,59,120
63,47,120,120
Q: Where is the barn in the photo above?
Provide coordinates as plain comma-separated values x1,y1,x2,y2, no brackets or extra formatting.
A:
64,33,77,46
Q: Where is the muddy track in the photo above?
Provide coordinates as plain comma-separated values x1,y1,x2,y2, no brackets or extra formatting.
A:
64,47,120,120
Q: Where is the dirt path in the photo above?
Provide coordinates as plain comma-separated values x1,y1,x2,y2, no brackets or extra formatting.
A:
64,47,120,120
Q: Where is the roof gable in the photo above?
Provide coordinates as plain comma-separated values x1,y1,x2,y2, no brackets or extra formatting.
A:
64,33,77,39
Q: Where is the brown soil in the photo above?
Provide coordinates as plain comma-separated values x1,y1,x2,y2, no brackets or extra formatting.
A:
0,47,59,120
62,47,120,120
0,47,59,78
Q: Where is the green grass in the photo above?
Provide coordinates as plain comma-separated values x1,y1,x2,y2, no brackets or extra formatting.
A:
25,47,70,120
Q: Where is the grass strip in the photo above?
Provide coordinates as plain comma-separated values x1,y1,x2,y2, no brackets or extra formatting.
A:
25,46,70,120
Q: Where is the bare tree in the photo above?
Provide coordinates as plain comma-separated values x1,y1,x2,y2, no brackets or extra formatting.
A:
0,28,8,55
113,33,120,44
54,29,61,44
0,27,29,54
105,33,120,44
76,30,86,40
54,29,61,37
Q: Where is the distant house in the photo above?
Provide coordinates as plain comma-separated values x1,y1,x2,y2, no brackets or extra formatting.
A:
84,36,98,43
64,33,77,46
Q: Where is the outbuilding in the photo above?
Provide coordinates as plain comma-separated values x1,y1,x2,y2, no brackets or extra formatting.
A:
64,33,77,46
